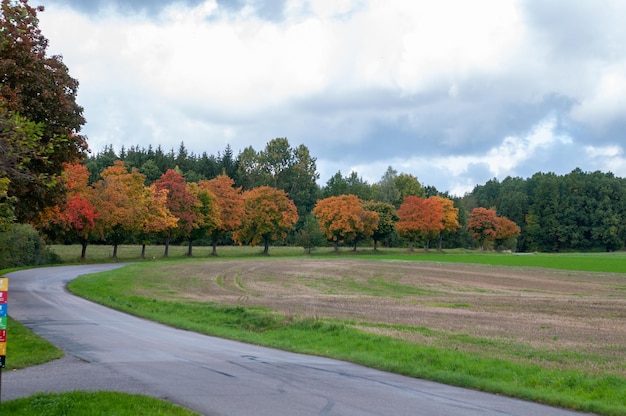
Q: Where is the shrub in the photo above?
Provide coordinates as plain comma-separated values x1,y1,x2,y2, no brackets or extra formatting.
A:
0,223,59,269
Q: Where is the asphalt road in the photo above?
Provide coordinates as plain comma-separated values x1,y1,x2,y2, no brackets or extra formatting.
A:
3,265,593,415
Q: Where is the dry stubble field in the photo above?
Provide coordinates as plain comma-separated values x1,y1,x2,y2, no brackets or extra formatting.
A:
145,258,626,375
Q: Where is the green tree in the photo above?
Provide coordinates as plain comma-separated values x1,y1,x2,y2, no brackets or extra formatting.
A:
363,200,398,250
297,213,325,254
1,0,87,221
375,166,401,206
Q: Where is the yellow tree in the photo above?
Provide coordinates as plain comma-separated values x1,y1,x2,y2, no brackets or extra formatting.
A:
313,194,379,252
201,175,244,256
186,182,221,256
233,186,298,255
92,161,149,258
430,196,460,250
138,184,178,259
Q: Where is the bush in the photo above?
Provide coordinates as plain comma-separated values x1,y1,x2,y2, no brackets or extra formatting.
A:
0,223,59,269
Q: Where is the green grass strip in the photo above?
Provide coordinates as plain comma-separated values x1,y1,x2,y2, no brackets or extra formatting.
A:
6,316,64,370
2,391,199,415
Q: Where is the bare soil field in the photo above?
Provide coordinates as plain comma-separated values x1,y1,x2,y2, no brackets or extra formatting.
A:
148,258,626,374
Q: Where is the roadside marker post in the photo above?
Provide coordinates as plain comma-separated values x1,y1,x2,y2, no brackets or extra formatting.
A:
0,277,7,408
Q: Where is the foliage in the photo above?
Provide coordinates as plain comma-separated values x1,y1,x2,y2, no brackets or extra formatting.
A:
0,223,56,268
234,186,299,254
467,207,497,249
91,162,151,257
37,163,98,257
313,194,379,251
185,181,221,256
362,200,398,250
153,169,198,255
201,175,244,255
297,213,326,253
1,0,87,221
396,196,444,250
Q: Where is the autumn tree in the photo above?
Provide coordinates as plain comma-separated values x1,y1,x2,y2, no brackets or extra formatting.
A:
1,0,88,221
233,186,298,255
467,207,498,250
185,182,221,256
37,163,98,259
154,169,197,256
313,194,379,251
92,161,150,258
362,200,398,250
201,175,244,256
138,184,178,259
430,196,460,250
494,216,521,251
396,196,444,251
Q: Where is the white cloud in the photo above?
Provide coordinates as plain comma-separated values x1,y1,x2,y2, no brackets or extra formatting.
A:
37,0,626,193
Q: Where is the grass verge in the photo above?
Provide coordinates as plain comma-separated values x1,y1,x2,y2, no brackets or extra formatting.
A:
6,316,64,370
2,391,199,415
68,261,626,416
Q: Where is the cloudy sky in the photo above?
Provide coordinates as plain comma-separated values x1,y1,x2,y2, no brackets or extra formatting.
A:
37,0,626,195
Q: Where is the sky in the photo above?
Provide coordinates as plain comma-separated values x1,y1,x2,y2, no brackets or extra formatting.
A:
36,0,626,195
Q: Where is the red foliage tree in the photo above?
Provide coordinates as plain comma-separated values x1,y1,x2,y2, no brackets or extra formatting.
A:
153,169,197,256
467,207,498,250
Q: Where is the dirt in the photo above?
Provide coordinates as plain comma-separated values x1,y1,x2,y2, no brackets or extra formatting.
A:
156,258,626,372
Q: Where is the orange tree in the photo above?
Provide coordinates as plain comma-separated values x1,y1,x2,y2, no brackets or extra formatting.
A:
362,200,398,250
430,195,460,249
313,194,379,251
201,175,244,256
494,215,521,250
396,196,444,250
233,185,298,255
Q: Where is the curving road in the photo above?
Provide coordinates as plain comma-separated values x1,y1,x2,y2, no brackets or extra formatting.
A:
3,265,592,415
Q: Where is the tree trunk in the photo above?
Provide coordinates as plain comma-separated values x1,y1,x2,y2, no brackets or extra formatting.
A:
112,243,119,259
187,238,193,257
438,234,443,251
81,241,88,260
373,239,378,251
212,240,218,256
333,241,339,252
164,233,170,257
409,240,414,251
263,236,270,255
141,244,146,259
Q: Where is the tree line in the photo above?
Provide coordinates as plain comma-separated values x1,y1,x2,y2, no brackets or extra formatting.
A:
32,157,523,259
